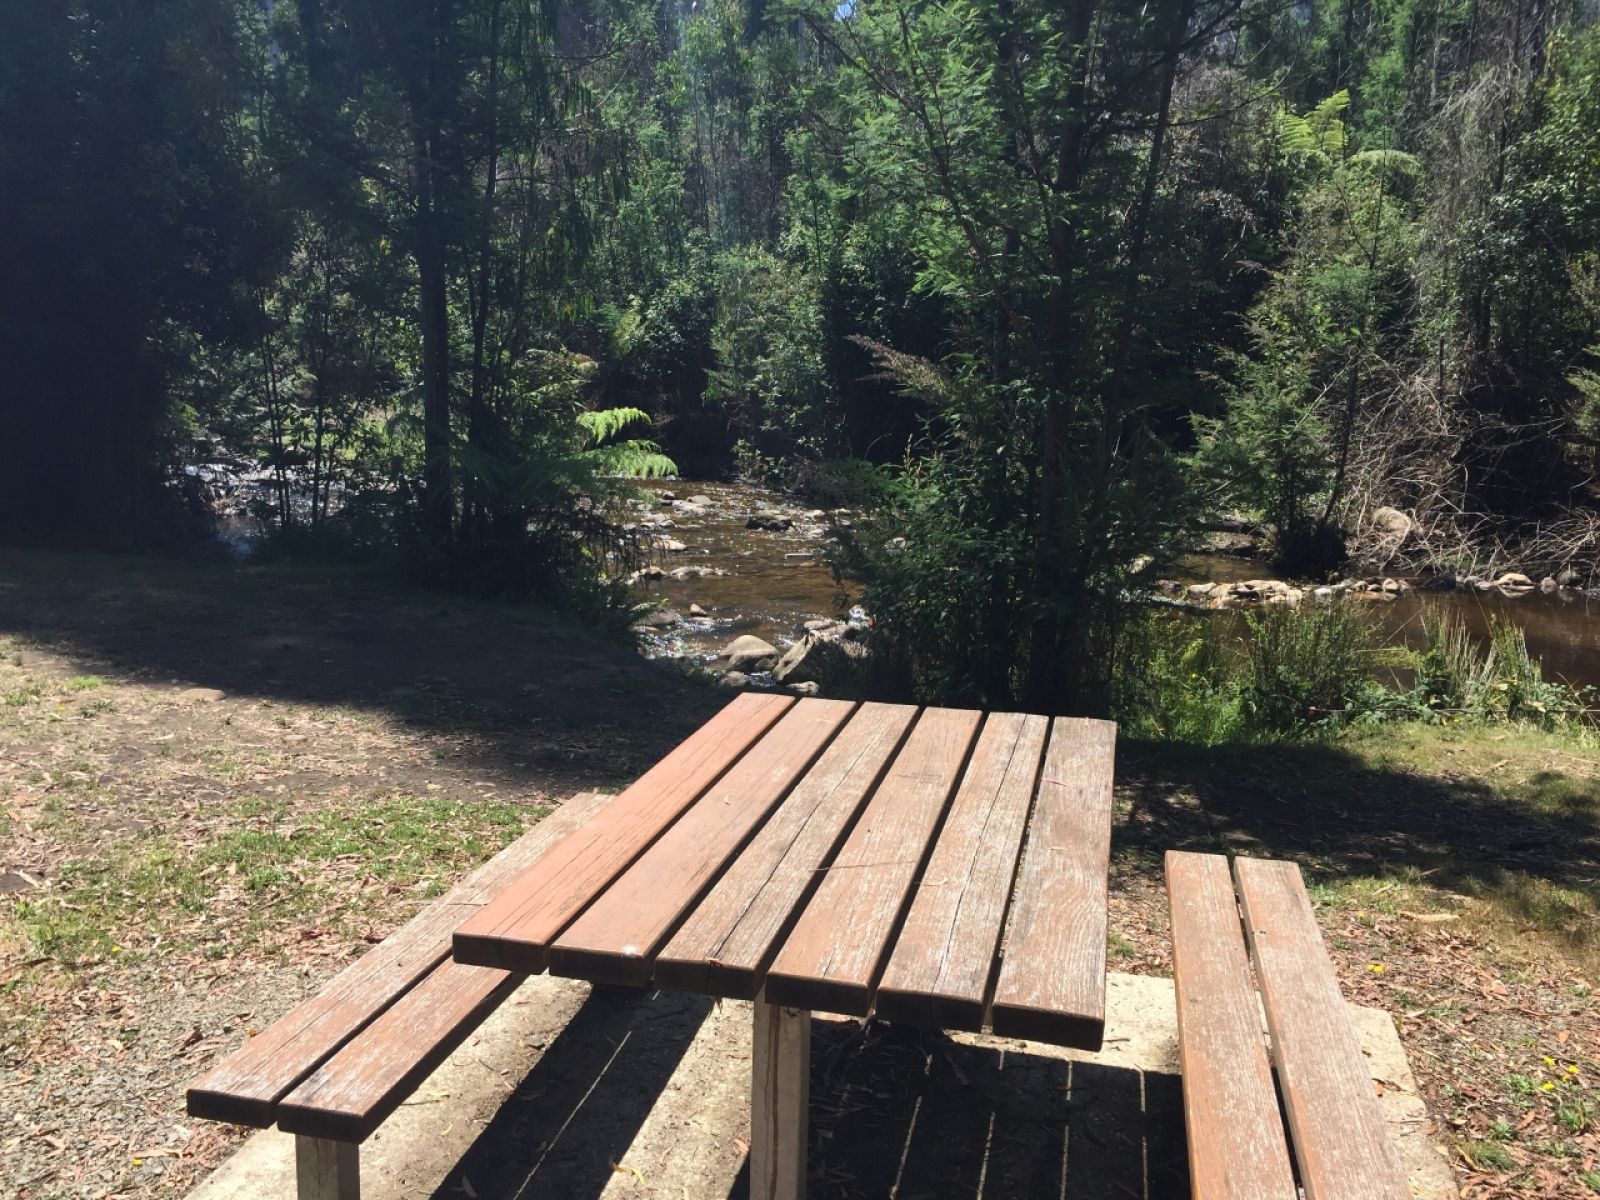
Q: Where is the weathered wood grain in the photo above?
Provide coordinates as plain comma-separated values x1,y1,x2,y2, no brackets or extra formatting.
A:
547,699,856,986
453,693,793,972
762,706,982,1015
654,702,918,998
988,717,1116,1048
186,790,612,1127
874,712,1049,1030
1165,851,1297,1200
1233,857,1410,1200
750,994,811,1200
277,959,523,1142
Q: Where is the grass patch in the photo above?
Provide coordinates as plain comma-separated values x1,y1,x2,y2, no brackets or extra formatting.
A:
4,683,41,706
64,674,106,692
1462,1139,1517,1171
6,793,533,966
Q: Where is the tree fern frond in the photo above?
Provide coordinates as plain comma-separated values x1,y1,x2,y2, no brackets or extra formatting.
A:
576,405,653,445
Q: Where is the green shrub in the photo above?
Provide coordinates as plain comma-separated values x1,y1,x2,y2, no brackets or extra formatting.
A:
1111,611,1245,745
1241,601,1377,734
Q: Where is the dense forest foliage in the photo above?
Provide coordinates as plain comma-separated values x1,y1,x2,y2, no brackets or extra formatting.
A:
2,0,1598,707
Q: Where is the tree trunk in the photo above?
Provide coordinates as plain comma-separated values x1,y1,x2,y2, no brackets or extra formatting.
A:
1022,0,1096,712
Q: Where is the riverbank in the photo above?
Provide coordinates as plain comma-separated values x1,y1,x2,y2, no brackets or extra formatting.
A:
0,551,1595,1197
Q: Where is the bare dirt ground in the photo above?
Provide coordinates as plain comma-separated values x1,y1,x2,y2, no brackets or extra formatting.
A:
0,552,720,1199
1,550,1597,1199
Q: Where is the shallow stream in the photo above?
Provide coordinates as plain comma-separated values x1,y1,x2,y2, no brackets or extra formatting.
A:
630,480,1600,691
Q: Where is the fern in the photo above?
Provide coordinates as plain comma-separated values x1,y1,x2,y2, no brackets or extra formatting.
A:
1275,90,1351,164
581,439,678,479
576,405,654,445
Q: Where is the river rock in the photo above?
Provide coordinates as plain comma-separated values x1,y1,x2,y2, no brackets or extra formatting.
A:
1369,505,1413,542
787,681,822,697
772,629,868,686
1224,579,1302,607
719,671,750,689
1558,567,1583,587
688,603,708,617
1496,572,1534,593
633,608,680,629
784,550,816,562
177,686,226,703
656,537,688,553
747,514,793,532
1422,573,1456,591
1540,576,1558,593
719,635,780,673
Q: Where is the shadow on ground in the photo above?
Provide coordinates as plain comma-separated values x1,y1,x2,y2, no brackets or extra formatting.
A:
428,989,1186,1200
1116,737,1600,926
800,1020,1186,1200
0,551,724,793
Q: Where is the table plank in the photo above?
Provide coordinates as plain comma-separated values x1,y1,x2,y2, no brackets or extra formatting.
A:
1234,858,1410,1200
547,699,856,985
873,711,1049,1030
653,702,918,998
453,693,793,972
1166,851,1297,1200
762,706,983,1015
276,959,522,1142
187,790,612,1127
988,717,1115,1047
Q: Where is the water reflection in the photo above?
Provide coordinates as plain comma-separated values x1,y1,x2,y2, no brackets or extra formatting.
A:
1180,555,1600,690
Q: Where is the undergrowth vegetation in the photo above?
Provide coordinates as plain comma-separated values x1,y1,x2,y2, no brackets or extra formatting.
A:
1112,602,1594,744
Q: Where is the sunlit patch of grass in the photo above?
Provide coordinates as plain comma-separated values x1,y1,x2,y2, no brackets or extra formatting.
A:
6,792,534,966
1461,1139,1517,1171
1581,1169,1600,1193
64,675,106,692
4,683,41,707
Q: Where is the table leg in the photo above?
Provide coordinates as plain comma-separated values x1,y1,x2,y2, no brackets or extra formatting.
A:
751,991,810,1200
294,1134,359,1200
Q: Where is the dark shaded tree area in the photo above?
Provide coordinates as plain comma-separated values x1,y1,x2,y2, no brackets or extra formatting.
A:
1,0,1597,707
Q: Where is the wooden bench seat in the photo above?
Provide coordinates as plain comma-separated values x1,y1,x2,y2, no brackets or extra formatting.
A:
186,789,611,1200
1166,851,1410,1200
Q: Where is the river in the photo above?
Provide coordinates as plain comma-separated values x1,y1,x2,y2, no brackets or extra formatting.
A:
631,481,1600,691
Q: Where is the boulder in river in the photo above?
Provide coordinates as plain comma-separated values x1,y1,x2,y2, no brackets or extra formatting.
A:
1495,572,1534,594
719,634,779,673
632,608,681,630
719,671,750,689
772,629,868,687
746,513,793,532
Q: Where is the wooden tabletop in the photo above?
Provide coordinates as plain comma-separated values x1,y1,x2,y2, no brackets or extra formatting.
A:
452,694,1117,1048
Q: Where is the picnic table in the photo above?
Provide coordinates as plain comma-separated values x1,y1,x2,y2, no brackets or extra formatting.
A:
190,689,1415,1200
450,693,1116,1200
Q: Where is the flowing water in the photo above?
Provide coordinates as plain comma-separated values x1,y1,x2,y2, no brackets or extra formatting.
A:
630,480,1600,690
626,481,860,664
